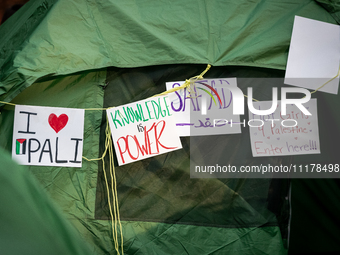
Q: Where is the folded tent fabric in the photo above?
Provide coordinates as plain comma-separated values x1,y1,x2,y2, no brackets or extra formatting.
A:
1,0,340,254
0,146,93,255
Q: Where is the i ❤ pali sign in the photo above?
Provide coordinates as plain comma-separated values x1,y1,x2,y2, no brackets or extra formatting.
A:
12,105,85,167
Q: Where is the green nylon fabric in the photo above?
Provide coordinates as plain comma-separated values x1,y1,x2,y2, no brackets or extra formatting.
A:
1,0,340,254
289,179,340,254
120,223,286,255
0,146,92,255
95,65,289,231
0,70,105,219
0,0,338,104
316,0,340,23
0,68,288,254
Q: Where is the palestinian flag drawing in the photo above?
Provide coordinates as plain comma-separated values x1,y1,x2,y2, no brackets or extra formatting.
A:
16,139,27,155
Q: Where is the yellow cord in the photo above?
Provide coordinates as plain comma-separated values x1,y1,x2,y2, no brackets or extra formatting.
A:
0,65,213,255
311,65,340,94
0,64,213,109
151,64,211,98
244,94,259,102
83,120,123,255
11,63,340,255
0,101,16,106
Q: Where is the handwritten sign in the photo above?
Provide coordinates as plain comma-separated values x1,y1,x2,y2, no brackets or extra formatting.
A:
165,78,241,136
248,99,320,157
285,16,340,94
12,105,85,167
107,96,182,165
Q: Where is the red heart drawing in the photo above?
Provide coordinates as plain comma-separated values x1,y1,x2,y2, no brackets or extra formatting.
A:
294,137,298,140
48,114,68,133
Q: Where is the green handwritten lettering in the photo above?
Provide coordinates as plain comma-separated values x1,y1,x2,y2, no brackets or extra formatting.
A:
164,96,171,116
152,99,161,119
110,111,123,129
145,101,154,120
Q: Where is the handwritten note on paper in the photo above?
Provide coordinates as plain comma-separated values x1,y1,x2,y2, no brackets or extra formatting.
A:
285,16,340,94
106,96,182,165
165,78,241,136
249,99,320,157
12,105,85,167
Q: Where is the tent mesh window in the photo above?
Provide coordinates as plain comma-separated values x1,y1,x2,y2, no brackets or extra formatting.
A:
94,64,290,242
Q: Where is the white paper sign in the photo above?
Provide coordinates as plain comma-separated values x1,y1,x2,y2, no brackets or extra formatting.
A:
165,78,241,136
107,96,182,165
249,99,320,157
285,16,340,94
12,105,85,167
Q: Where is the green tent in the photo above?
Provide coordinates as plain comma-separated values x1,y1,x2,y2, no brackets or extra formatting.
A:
1,0,340,254
0,146,93,255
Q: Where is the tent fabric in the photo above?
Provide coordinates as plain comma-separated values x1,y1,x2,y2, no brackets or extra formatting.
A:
0,0,340,254
315,0,340,23
0,146,93,255
0,63,290,254
289,179,340,254
0,0,338,104
96,65,290,229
